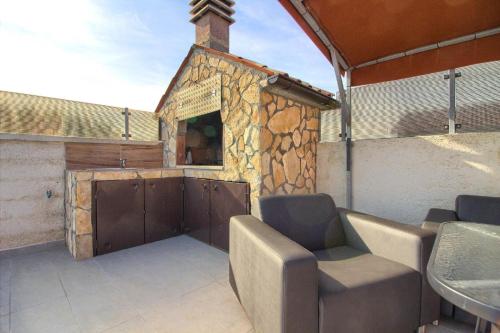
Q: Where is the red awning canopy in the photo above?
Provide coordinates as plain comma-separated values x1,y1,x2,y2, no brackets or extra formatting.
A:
279,0,500,86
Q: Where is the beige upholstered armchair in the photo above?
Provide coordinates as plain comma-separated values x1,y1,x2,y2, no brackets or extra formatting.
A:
229,194,440,333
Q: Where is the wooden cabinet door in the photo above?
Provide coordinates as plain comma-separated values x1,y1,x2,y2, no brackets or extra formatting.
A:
95,180,145,255
209,180,249,251
183,177,210,244
145,178,183,243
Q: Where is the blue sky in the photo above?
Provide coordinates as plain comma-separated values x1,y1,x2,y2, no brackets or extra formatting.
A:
0,0,336,111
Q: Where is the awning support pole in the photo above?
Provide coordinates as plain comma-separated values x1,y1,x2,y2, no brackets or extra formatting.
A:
346,70,352,209
331,51,348,141
346,70,352,140
331,50,353,209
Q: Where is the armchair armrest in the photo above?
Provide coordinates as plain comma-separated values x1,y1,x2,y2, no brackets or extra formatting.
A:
338,208,440,325
229,215,318,333
338,208,435,272
422,208,458,233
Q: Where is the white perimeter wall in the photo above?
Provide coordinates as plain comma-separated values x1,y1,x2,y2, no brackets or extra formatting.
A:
0,140,66,250
0,134,164,251
317,132,500,225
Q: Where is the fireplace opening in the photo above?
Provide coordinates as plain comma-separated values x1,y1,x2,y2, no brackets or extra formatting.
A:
177,111,223,166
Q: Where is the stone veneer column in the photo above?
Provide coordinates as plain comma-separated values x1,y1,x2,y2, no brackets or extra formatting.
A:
260,91,320,195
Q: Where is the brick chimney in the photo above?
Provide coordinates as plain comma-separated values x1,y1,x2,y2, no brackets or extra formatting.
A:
190,0,235,53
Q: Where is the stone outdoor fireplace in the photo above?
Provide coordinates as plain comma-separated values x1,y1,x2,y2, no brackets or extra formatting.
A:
155,0,337,215
64,0,337,260
156,45,337,215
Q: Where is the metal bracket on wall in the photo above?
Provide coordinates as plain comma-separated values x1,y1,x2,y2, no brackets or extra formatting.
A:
444,72,462,80
444,124,462,130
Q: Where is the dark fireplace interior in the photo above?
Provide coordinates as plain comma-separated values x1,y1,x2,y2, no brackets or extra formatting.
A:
177,111,223,166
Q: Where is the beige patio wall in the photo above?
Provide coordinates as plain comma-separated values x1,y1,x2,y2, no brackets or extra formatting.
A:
0,133,163,251
0,139,66,250
317,132,500,225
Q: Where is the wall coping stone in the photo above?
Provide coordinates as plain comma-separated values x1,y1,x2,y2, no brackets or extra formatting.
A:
0,132,162,146
176,165,224,171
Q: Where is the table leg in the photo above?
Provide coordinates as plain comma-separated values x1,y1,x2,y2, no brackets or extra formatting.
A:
474,317,482,333
474,317,494,333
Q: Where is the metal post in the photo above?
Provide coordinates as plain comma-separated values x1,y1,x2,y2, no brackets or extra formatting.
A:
122,107,130,140
331,50,353,209
474,317,482,333
331,51,348,141
448,69,457,134
444,69,461,134
346,70,352,139
346,70,352,209
158,118,163,141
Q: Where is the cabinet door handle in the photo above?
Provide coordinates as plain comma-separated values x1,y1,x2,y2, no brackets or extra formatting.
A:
202,183,208,200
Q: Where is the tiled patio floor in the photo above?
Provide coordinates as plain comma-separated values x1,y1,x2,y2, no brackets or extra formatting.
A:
0,236,251,333
0,235,474,333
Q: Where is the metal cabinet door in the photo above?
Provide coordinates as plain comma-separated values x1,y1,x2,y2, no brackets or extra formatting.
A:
145,177,183,243
183,177,210,244
95,180,145,255
209,180,249,251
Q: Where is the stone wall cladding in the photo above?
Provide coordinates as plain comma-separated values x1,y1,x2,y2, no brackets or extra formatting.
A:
158,49,267,211
65,168,183,259
260,91,320,195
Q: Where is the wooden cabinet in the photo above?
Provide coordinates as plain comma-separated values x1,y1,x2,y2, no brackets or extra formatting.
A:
94,178,183,255
94,177,249,255
210,180,249,251
184,177,249,251
95,180,145,255
145,178,183,243
183,177,211,243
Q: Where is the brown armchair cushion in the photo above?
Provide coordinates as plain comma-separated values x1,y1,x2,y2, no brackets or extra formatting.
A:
424,208,458,223
456,195,500,225
422,208,458,233
338,208,440,325
314,246,420,333
259,194,345,251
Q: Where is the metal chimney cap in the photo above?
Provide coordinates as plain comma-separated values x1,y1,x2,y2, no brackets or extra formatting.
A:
189,0,234,7
190,0,235,24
